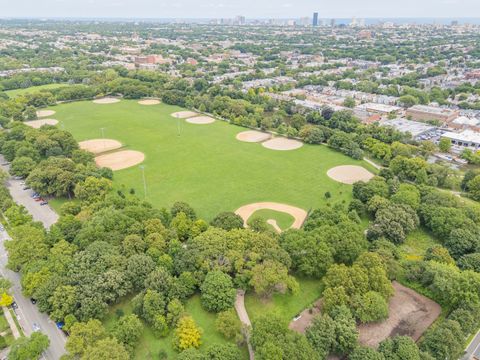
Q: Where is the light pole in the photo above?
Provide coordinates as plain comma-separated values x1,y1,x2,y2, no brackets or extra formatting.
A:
139,165,147,199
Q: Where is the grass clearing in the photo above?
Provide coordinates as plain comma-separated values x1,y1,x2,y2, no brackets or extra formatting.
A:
5,84,68,98
245,277,323,324
47,100,375,220
247,209,295,231
400,228,439,261
104,295,246,360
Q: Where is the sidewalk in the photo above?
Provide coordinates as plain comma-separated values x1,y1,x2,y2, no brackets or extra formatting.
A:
3,307,20,339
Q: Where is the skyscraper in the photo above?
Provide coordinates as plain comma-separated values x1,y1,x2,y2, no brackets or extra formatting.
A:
313,12,319,27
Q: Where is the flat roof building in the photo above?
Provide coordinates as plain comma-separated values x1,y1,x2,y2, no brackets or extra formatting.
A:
406,105,459,124
356,103,401,115
441,129,480,149
379,118,436,139
313,13,319,27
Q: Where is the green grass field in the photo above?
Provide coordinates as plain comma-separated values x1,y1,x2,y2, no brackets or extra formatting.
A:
45,99,375,221
247,209,295,231
104,295,246,360
4,84,68,98
245,277,324,324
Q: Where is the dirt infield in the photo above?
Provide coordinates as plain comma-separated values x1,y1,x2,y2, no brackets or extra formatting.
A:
236,130,271,143
358,282,441,348
262,137,303,151
327,165,374,184
24,119,58,128
79,139,122,154
36,110,56,118
171,111,198,119
138,99,160,105
93,98,121,104
95,150,145,171
186,116,215,125
235,202,307,230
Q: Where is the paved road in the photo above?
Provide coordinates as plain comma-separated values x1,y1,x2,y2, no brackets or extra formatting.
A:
0,231,66,360
463,330,480,360
0,156,65,359
0,156,58,228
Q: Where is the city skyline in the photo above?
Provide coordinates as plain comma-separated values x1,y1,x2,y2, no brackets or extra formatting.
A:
1,0,480,19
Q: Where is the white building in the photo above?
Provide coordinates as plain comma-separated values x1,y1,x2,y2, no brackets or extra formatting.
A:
441,129,480,149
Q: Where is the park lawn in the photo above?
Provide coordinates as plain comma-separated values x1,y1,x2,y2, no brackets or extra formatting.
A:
399,228,439,261
245,277,323,324
4,83,68,98
247,209,295,231
46,100,375,221
104,295,246,360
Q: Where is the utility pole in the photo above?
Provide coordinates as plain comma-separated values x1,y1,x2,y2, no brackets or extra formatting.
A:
139,165,147,199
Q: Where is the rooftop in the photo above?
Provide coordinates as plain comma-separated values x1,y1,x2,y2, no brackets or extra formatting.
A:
442,129,480,144
379,118,436,137
408,105,458,116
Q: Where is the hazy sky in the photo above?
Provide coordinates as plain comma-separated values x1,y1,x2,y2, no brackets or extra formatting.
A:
1,0,479,19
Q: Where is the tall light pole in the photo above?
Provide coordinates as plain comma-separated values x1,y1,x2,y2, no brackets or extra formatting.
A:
139,165,147,199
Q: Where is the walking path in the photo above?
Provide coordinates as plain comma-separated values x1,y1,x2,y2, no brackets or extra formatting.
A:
3,306,20,339
363,157,383,170
234,290,254,360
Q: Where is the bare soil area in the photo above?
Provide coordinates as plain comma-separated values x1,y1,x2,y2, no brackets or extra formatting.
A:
235,202,307,230
171,111,198,119
327,165,374,184
236,130,271,143
138,99,160,105
95,150,145,171
36,110,56,118
93,98,120,104
262,137,303,151
24,119,58,128
358,281,441,348
186,116,215,125
79,139,122,154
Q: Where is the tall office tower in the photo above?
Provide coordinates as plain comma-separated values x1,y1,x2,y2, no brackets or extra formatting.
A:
330,19,336,27
313,12,319,27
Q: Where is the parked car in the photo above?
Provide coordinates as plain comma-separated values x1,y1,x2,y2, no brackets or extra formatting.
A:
40,201,48,206
32,323,40,332
34,197,43,202
23,186,30,190
11,302,18,310
30,298,37,305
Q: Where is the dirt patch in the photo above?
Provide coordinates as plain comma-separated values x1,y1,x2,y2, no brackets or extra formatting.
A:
327,165,374,185
236,130,271,143
93,98,120,104
138,99,160,105
358,281,441,348
171,111,198,119
289,299,323,334
267,219,282,233
36,110,56,118
262,137,303,151
24,119,58,128
95,150,145,171
79,139,122,154
186,116,215,125
235,202,307,230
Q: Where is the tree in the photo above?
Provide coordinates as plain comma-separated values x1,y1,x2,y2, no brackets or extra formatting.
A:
0,293,13,307
330,306,358,355
354,291,389,323
8,332,49,360
10,157,36,178
368,203,419,244
467,175,480,201
65,319,107,358
172,316,202,351
81,337,129,360
249,260,298,299
171,202,196,220
344,97,356,108
420,320,464,360
205,343,242,360
438,138,451,153
305,313,337,359
350,346,385,360
379,336,421,360
210,212,244,231
200,271,236,312
74,176,112,203
112,314,143,353
398,95,419,108
215,309,241,339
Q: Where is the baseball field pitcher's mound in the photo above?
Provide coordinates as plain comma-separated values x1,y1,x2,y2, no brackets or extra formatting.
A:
25,119,58,129
95,150,145,171
93,98,121,104
327,165,374,185
186,116,215,125
236,130,271,143
262,137,303,151
36,110,56,118
79,139,122,154
138,99,160,105
235,202,307,231
171,111,198,119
